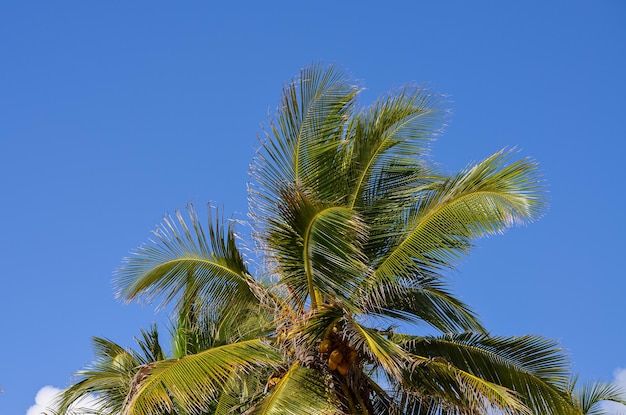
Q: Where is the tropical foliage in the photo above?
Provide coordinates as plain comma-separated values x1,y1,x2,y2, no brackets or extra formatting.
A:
51,64,625,414
571,378,626,415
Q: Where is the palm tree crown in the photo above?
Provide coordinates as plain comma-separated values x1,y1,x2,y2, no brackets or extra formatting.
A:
52,64,625,415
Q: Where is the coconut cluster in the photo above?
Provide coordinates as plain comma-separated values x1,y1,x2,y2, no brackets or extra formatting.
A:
318,337,358,375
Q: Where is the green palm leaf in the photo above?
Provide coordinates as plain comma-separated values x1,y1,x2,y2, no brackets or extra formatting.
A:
212,370,269,415
373,149,546,285
573,378,626,415
304,206,368,308
52,337,146,415
345,85,444,210
397,332,576,414
296,302,346,349
269,193,369,310
250,63,358,220
171,295,272,357
281,203,367,309
122,339,281,415
344,316,410,379
248,362,335,415
397,354,528,415
134,324,167,363
115,203,258,316
357,276,484,333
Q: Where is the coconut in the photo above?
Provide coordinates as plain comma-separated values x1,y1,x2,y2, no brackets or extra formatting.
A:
329,349,343,364
319,339,332,354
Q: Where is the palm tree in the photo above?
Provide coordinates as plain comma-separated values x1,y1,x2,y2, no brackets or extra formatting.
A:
56,64,581,414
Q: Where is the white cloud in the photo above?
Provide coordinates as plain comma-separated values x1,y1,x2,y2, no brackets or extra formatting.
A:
26,385,101,415
615,368,626,389
26,386,60,415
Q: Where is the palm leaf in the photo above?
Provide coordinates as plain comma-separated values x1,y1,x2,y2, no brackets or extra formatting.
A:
134,324,166,363
52,337,142,415
122,339,281,415
344,315,411,379
398,355,529,415
397,332,576,414
373,149,546,284
297,302,346,345
213,369,269,415
357,276,484,333
171,296,272,357
259,184,369,311
573,379,626,415
303,205,368,308
250,63,358,210
345,85,445,210
115,203,258,317
247,361,335,415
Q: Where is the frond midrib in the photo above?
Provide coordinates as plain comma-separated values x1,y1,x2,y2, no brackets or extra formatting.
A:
142,256,246,281
303,206,352,310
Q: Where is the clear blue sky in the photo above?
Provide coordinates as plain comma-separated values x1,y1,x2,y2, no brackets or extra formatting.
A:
1,2,625,413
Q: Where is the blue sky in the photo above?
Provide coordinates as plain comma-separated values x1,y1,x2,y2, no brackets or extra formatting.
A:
1,2,625,413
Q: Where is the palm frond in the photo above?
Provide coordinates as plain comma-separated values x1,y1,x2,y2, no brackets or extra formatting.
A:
53,337,142,415
250,63,358,209
115,203,258,317
247,361,335,415
122,339,281,415
345,85,445,210
302,205,369,309
358,276,484,334
134,324,166,363
573,378,626,415
373,149,546,284
258,183,369,311
212,369,270,415
171,296,273,357
344,316,410,379
398,356,529,415
297,302,346,345
397,332,576,414
278,202,368,309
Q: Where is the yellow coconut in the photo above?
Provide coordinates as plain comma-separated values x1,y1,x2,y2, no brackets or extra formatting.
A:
329,349,343,364
319,339,332,354
328,358,338,371
337,361,349,376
